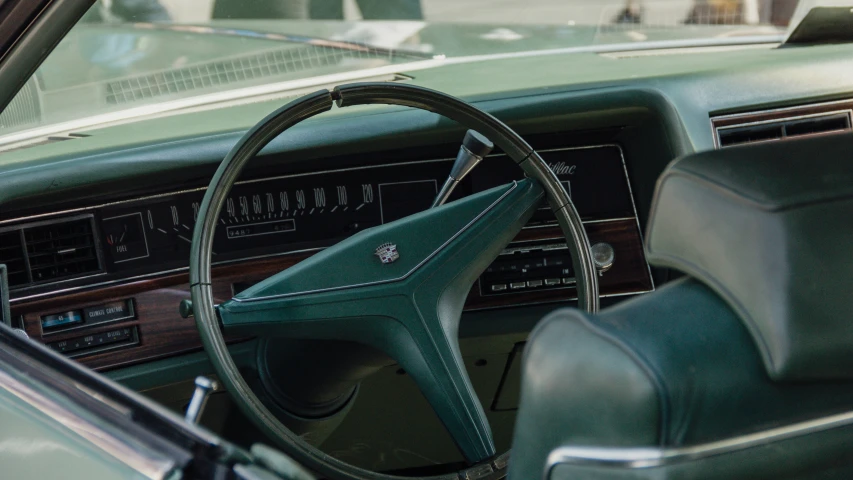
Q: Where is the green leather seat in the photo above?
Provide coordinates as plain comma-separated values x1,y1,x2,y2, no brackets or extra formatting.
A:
510,134,853,479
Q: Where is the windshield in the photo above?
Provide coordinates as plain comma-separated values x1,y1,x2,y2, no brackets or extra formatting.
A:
0,0,811,144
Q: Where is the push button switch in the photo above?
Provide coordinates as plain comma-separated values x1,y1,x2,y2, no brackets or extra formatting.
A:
46,326,139,358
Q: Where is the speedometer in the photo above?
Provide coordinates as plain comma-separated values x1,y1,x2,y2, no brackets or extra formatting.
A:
99,161,448,271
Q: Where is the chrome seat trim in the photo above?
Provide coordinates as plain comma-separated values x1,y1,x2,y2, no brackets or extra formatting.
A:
546,410,853,473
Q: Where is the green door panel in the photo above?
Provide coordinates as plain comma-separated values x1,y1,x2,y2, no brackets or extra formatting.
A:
0,375,162,480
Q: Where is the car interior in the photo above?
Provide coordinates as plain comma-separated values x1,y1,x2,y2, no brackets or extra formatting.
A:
1,0,853,479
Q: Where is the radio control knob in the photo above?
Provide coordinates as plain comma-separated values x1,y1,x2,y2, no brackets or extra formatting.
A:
179,299,194,319
591,242,615,274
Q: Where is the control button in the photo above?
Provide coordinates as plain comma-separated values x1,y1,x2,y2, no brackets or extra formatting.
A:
41,311,83,330
179,299,194,318
544,278,561,286
83,300,133,324
527,280,543,288
46,327,136,355
510,282,527,290
491,284,507,292
591,242,616,274
48,339,73,353
562,278,576,285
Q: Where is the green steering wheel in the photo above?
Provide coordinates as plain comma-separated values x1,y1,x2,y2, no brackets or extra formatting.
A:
189,83,599,480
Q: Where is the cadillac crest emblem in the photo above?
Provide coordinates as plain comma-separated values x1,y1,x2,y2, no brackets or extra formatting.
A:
374,243,400,264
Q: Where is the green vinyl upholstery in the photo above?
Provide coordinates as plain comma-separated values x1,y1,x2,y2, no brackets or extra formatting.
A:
510,279,853,479
510,133,853,479
645,133,853,382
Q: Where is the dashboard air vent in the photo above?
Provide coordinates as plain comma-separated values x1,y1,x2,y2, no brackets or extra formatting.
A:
0,230,28,287
0,217,102,289
23,218,100,284
715,111,852,148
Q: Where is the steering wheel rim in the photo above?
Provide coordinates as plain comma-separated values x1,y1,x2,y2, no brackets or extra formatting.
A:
189,83,599,480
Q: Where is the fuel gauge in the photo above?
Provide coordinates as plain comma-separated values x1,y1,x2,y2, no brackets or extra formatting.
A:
102,212,149,264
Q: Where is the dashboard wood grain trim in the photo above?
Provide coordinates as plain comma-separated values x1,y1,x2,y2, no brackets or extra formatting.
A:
11,219,650,371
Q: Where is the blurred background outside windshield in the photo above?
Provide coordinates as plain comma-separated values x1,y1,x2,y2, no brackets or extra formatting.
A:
95,0,802,27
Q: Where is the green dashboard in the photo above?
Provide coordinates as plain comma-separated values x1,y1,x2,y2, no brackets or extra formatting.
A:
1,36,853,472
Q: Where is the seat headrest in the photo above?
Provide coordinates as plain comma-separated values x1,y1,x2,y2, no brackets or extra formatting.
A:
646,132,853,381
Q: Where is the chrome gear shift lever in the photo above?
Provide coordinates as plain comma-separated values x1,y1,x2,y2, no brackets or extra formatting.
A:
185,376,218,424
431,130,494,208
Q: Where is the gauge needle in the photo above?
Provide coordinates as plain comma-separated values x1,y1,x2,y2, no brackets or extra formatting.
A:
178,233,216,255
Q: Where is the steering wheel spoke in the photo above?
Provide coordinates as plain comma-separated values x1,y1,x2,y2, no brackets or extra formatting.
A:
218,180,542,337
389,311,496,463
217,180,542,462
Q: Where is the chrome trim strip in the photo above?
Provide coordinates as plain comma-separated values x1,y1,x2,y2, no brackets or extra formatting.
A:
0,363,176,479
545,410,853,473
442,35,783,66
712,98,853,122
611,144,654,291
500,216,637,238
600,43,774,59
467,287,654,312
9,246,326,304
523,216,638,229
715,109,853,131
231,181,521,303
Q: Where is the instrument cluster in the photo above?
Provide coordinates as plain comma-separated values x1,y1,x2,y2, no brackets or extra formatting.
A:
91,144,636,284
99,161,447,274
